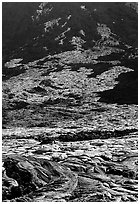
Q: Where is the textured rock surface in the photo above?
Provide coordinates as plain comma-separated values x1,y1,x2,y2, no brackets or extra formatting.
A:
2,2,138,202
3,131,138,202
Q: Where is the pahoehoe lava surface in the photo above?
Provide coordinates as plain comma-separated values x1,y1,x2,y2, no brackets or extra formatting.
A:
2,2,138,202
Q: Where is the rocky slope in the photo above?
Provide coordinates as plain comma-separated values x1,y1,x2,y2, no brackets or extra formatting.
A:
2,2,138,202
3,2,138,62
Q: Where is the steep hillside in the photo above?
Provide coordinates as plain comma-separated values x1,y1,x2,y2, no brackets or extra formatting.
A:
3,2,138,128
2,2,138,202
3,2,138,62
2,2,40,61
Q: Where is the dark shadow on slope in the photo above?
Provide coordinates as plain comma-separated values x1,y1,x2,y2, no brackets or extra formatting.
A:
87,63,113,78
99,68,138,105
2,66,26,81
66,62,113,78
99,51,138,105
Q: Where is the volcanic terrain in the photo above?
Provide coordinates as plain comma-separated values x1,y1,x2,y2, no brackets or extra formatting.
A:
2,2,138,202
